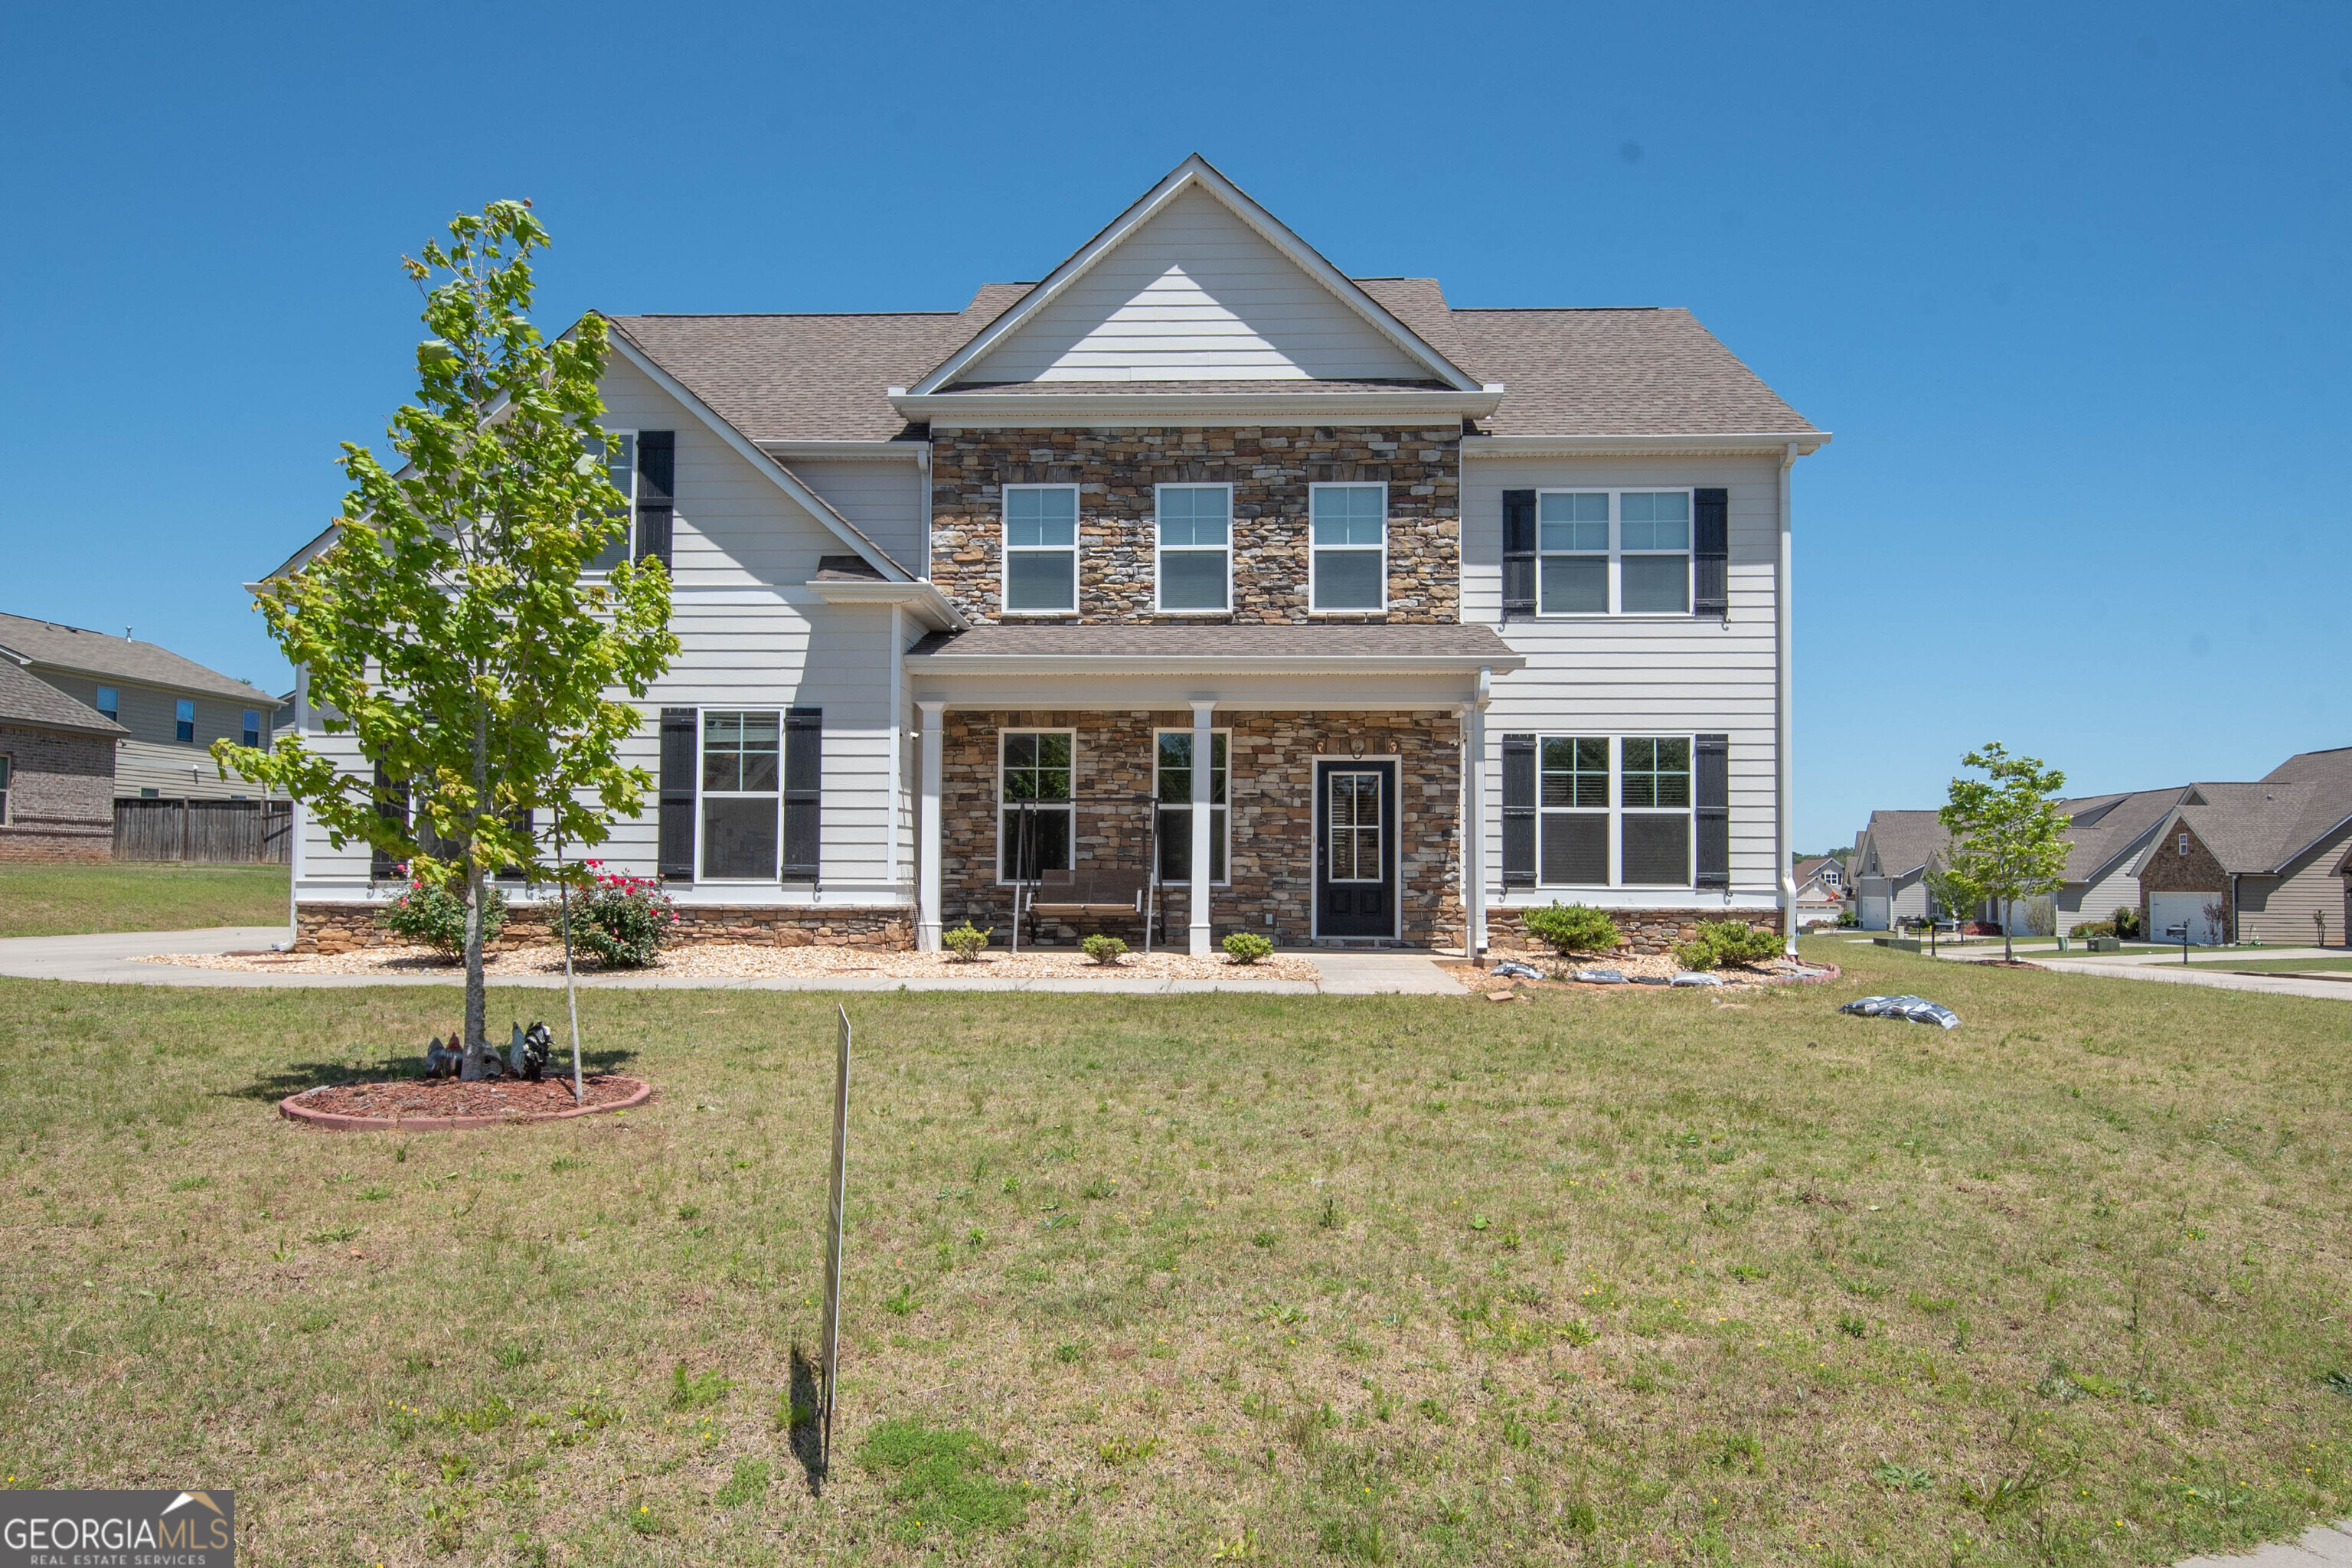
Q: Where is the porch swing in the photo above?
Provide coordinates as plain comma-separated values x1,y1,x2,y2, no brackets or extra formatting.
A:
1009,794,1160,951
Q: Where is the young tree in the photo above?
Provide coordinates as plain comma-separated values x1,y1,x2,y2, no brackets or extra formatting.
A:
1938,742,2070,963
1921,864,1984,955
216,201,678,1076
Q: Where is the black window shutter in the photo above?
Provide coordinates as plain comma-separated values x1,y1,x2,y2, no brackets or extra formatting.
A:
782,707,822,881
1694,732,1730,887
658,707,697,880
1501,490,1536,619
1501,733,1536,887
637,431,675,568
371,764,408,880
1694,488,1728,616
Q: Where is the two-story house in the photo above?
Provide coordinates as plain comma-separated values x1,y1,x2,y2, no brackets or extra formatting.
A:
0,612,283,802
277,158,1827,956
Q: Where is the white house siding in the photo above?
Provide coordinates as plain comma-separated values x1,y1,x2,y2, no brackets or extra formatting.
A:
1463,455,1783,912
785,457,927,575
963,187,1429,384
294,358,906,908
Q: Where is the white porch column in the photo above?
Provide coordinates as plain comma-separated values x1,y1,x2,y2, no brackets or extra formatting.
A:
917,701,946,952
1465,668,1490,959
1188,699,1214,956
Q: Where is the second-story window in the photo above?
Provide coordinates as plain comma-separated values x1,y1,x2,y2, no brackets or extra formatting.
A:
1619,492,1691,613
1155,485,1231,612
1310,483,1387,612
587,431,636,572
1538,493,1609,612
1536,489,1694,615
1003,485,1079,614
175,699,195,743
95,686,118,722
242,710,262,747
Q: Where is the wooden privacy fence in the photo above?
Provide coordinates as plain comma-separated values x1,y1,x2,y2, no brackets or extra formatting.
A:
114,799,293,864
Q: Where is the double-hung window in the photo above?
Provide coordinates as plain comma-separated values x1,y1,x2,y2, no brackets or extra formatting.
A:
1309,483,1386,612
1535,489,1693,615
1537,737,1610,884
0,756,10,824
1155,485,1231,612
587,431,637,572
1004,485,1079,614
1155,730,1228,884
999,730,1073,880
1620,737,1693,885
701,710,780,880
94,686,118,722
175,699,195,743
242,710,262,747
1537,493,1609,612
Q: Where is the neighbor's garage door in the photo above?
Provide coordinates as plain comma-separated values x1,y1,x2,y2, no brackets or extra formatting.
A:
2148,893,2223,946
1859,894,1890,929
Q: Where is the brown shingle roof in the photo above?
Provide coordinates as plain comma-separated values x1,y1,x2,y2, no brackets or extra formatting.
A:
0,656,128,737
906,622,1517,665
0,612,277,704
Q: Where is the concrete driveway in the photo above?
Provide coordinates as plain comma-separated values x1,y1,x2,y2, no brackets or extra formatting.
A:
0,926,1468,997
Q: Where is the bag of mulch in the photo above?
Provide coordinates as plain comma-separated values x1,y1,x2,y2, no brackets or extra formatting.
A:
1838,995,1960,1030
1575,968,1629,984
1489,961,1544,980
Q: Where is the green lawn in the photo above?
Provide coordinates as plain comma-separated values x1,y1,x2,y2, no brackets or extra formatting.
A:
2214,956,2352,975
0,861,288,938
1,942,2347,1565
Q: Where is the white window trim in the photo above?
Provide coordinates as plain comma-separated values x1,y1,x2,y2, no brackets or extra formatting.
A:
694,706,782,884
1152,483,1235,616
1534,734,1615,887
996,727,1076,885
1001,483,1082,618
585,427,639,575
1308,481,1389,616
1152,727,1231,886
1534,488,1695,619
1619,733,1696,888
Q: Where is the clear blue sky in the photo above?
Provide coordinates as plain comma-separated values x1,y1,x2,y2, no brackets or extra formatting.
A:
4,1,2344,849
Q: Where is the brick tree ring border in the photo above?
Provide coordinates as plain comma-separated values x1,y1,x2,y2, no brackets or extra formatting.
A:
278,1076,656,1132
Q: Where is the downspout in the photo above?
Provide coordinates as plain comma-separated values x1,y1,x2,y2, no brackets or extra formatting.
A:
1777,442,1798,956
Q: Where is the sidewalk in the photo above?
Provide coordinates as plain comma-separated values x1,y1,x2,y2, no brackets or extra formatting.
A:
0,926,1468,997
2176,1521,2352,1566
1905,941,2352,1002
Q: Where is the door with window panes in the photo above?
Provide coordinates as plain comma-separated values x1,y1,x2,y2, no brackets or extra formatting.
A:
1315,760,1396,937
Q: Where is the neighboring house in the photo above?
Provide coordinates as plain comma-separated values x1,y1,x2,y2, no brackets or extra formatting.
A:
2132,746,2352,947
1791,855,1846,926
1850,787,2187,934
0,655,127,861
270,156,1829,953
0,612,283,802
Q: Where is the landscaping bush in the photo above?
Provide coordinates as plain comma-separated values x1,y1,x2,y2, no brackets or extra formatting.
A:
1674,919,1782,972
381,874,505,959
2111,905,2143,941
564,862,679,968
942,922,992,962
1080,934,1128,966
2069,920,2114,939
1222,931,1274,965
1521,903,1621,956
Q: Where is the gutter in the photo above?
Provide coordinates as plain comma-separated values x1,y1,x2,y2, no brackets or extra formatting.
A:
1778,441,1798,956
1464,431,1833,458
889,386,1504,426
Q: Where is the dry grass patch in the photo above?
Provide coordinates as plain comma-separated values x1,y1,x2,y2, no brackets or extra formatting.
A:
0,941,2347,1564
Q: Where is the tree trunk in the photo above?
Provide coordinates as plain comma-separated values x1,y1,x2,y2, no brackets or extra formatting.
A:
461,709,492,1080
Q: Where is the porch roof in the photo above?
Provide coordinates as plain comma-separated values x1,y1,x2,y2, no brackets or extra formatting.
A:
904,622,1523,676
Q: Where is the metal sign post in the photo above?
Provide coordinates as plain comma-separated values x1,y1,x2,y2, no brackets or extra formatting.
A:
819,1003,851,1475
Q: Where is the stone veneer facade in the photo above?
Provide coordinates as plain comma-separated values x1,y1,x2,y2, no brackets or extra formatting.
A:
0,724,117,862
1483,906,1784,958
939,708,1465,949
2135,822,2235,942
293,902,911,955
927,426,1461,626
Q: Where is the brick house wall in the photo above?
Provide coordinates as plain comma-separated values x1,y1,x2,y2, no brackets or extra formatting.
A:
2138,822,2233,940
0,723,116,862
928,426,1461,626
939,708,1465,949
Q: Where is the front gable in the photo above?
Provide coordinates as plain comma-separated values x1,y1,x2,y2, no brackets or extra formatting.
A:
920,157,1481,391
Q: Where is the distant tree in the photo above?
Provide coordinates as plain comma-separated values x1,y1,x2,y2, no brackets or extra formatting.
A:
1922,864,1984,956
215,201,678,1077
1938,743,2070,964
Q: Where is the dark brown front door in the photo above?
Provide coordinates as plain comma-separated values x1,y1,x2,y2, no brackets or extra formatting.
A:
1315,760,1396,938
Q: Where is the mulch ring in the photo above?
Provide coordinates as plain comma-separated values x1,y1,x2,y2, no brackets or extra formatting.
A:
279,1073,652,1132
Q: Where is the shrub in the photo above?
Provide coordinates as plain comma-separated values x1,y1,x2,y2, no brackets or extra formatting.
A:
564,861,678,968
2111,905,2143,940
1676,919,1782,972
2069,920,2114,939
942,922,992,962
381,875,505,959
1222,931,1275,965
1080,934,1128,966
1521,903,1620,956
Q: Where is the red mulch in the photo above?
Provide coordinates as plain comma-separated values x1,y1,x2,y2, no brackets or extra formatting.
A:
291,1074,639,1120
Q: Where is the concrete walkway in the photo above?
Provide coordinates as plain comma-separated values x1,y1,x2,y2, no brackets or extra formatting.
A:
2176,1521,2352,1567
0,926,1468,997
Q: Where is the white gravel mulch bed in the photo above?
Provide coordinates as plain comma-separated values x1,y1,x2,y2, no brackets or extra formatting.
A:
133,941,1322,984
1490,950,1819,984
